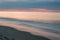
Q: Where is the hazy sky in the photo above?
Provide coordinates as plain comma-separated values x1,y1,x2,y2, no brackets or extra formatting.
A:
0,0,60,10
0,0,60,2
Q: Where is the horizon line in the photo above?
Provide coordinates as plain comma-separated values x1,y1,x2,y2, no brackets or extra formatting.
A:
0,8,60,12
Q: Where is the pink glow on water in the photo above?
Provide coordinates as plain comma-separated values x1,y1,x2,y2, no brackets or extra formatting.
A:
0,8,60,12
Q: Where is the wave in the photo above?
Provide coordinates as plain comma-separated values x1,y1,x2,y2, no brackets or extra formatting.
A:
0,17,60,40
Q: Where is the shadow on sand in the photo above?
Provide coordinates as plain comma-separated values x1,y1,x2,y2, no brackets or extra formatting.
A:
0,26,50,40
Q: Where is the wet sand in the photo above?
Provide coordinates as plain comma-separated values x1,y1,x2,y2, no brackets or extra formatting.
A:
0,26,50,40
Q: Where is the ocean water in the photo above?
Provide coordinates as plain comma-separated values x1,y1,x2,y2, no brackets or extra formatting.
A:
0,17,60,34
0,17,60,40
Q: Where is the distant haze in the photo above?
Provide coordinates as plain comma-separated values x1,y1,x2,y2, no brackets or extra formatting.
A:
0,12,60,23
0,1,60,10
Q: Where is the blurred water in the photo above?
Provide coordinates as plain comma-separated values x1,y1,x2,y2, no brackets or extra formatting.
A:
0,17,60,34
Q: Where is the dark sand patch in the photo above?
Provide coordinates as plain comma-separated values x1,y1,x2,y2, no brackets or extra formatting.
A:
0,26,50,40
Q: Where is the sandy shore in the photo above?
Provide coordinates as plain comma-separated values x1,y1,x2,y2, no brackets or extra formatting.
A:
0,26,50,40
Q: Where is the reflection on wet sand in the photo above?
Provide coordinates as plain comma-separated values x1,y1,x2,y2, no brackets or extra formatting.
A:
0,17,60,40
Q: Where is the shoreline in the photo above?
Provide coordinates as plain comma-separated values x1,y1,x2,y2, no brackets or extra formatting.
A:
0,20,60,40
0,25,50,40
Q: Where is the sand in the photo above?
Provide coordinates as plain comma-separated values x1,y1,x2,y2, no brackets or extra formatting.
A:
0,26,50,40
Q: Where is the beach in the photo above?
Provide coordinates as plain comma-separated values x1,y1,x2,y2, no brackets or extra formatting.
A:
0,12,60,40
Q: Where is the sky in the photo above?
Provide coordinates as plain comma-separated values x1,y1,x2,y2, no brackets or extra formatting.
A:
0,0,60,10
0,0,60,2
